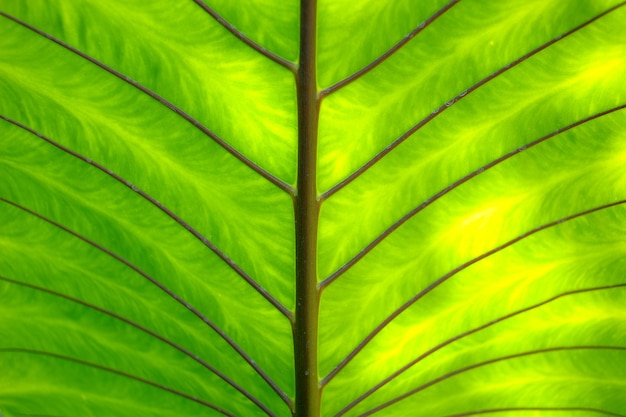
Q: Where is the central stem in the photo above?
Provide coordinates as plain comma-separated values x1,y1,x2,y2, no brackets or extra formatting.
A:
294,0,320,415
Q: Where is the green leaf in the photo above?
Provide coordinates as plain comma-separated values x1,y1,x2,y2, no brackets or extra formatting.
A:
1,1,626,416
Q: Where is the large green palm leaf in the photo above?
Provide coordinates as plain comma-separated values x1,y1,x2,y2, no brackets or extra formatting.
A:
1,1,625,416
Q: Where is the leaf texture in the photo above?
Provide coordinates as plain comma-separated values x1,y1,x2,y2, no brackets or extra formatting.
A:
1,0,626,416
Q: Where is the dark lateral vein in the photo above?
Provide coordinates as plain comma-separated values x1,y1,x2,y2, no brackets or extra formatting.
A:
320,0,626,200
192,0,296,72
319,103,626,289
0,12,294,197
0,198,291,407
0,348,237,417
332,283,626,416
359,346,626,417
438,407,626,417
321,199,626,385
319,0,462,98
0,114,292,321
0,275,278,417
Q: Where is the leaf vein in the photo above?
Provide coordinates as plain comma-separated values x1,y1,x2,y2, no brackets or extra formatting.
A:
191,0,296,71
319,0,462,97
322,199,626,385
0,275,279,417
0,198,291,407
0,12,294,196
0,348,238,417
0,114,293,320
332,283,626,416
320,1,626,199
320,103,626,288
359,346,626,416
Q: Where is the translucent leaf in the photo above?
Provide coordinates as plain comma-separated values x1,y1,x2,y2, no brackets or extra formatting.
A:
1,1,625,416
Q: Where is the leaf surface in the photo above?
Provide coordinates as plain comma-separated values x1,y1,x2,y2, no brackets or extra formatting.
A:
1,1,626,416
